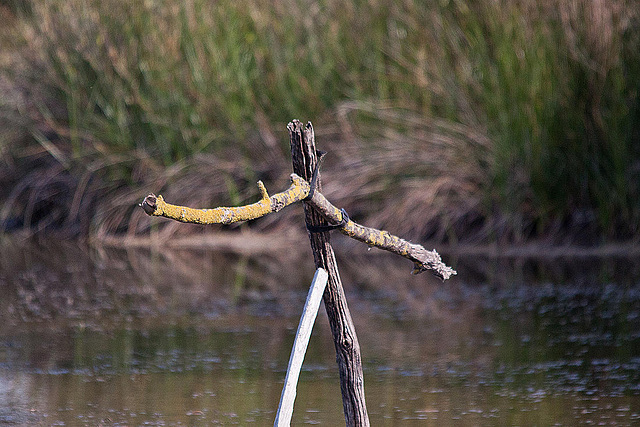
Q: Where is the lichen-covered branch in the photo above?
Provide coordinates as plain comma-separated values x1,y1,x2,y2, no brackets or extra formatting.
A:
140,174,310,224
140,174,456,280
306,191,456,280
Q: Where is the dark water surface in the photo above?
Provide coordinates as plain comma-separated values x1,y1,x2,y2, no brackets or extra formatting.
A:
1,238,640,425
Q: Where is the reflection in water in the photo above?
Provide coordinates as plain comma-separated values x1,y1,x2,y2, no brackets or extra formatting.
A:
0,238,639,424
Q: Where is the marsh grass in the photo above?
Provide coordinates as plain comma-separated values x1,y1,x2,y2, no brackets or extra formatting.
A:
0,0,638,242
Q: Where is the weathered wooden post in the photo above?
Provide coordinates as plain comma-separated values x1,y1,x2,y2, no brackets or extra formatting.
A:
288,120,370,426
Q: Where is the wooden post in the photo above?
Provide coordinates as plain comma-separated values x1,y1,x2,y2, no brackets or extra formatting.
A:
288,120,370,426
275,268,329,427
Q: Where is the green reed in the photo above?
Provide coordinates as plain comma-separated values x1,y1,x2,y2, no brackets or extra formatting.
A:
2,0,638,240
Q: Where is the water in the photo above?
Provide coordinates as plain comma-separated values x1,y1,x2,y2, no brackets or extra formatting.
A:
1,238,640,425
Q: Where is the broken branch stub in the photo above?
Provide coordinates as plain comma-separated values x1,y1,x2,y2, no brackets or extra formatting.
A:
139,162,456,280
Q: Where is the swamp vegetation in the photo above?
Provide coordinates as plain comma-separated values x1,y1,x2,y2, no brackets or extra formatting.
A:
0,0,638,244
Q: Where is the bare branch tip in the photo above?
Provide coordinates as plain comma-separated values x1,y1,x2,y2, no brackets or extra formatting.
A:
141,194,158,215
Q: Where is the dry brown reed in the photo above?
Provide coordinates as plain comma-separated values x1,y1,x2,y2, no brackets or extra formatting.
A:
0,0,638,243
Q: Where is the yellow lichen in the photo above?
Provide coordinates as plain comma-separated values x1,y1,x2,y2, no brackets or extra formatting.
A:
146,176,309,225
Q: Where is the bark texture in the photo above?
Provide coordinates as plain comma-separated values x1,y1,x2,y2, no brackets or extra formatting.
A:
288,120,370,427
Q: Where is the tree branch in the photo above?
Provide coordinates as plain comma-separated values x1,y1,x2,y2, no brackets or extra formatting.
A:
308,190,456,280
139,174,456,280
140,174,310,224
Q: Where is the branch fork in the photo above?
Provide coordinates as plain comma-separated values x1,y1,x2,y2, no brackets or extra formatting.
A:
140,171,456,280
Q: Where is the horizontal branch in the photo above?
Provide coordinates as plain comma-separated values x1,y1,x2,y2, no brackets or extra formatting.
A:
307,191,456,280
140,174,456,280
140,174,310,224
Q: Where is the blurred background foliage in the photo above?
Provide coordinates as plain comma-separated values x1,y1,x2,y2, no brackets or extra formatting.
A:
0,0,638,244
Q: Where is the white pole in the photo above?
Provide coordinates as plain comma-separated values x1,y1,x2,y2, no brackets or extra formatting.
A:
274,268,328,427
